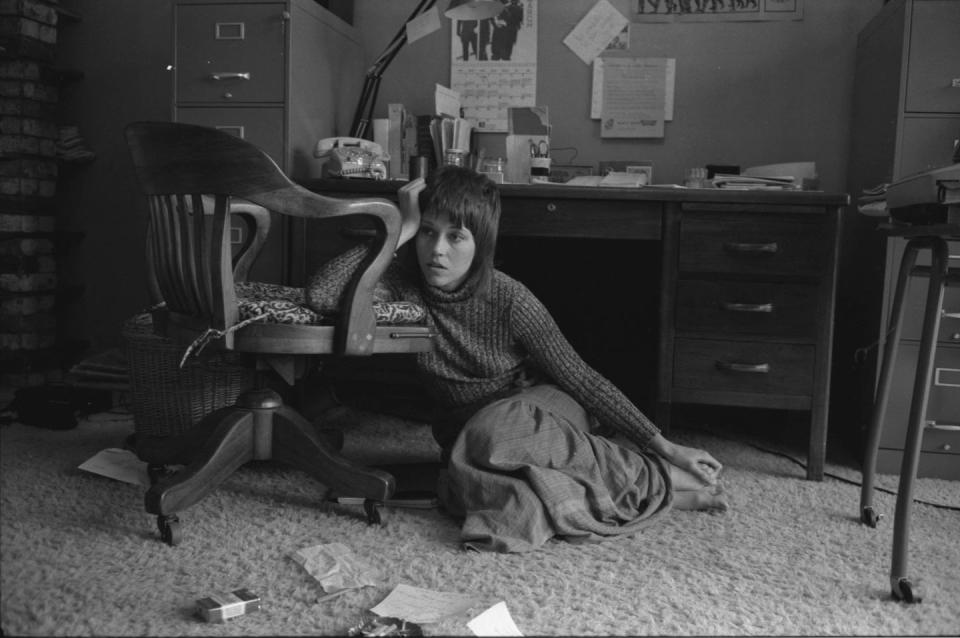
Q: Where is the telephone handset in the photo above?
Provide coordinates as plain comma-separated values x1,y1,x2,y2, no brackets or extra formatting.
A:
315,136,388,180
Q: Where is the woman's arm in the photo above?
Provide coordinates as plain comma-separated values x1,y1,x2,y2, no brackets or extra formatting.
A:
304,179,424,314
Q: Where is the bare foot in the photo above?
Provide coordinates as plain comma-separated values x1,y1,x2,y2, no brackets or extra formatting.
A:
673,482,728,512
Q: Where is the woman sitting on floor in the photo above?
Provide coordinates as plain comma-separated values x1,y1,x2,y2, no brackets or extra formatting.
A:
306,166,727,553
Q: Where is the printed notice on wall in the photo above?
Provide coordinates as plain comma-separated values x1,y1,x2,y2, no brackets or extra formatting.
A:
450,0,537,132
592,56,674,121
562,0,629,65
599,57,668,138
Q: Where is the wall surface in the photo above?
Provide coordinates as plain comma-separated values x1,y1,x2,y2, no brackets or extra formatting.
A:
57,0,174,352
57,0,883,358
355,0,883,190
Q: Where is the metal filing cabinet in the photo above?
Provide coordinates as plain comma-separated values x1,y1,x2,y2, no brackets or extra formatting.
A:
845,0,960,478
172,0,363,284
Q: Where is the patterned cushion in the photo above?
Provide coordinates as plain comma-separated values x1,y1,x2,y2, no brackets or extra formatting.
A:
235,282,425,326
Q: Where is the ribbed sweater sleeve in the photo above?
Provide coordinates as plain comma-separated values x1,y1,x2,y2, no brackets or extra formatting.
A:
506,278,661,448
304,244,409,314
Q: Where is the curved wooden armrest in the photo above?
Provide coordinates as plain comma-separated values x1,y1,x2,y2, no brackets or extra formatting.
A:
251,183,403,356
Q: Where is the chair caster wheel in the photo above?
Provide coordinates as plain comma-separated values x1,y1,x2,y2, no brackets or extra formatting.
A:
861,506,880,528
157,514,181,546
364,500,382,526
147,464,172,485
892,577,922,604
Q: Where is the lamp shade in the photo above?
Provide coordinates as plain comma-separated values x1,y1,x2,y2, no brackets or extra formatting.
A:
445,0,505,21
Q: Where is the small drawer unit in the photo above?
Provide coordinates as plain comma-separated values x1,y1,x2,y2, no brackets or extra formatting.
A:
658,199,843,480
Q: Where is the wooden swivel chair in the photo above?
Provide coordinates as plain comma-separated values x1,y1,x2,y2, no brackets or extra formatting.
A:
124,121,434,545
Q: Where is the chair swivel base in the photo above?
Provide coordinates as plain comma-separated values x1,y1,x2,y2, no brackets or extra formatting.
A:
143,388,395,545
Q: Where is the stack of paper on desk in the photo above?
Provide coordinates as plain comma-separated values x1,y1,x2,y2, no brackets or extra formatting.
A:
712,174,797,190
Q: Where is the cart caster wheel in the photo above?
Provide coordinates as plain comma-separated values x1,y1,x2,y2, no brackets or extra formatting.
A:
861,506,880,528
157,514,181,546
363,500,382,526
892,577,922,604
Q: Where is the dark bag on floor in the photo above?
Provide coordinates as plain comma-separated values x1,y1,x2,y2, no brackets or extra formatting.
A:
1,385,111,429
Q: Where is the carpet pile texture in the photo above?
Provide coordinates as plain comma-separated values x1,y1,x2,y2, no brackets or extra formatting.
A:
1,406,958,636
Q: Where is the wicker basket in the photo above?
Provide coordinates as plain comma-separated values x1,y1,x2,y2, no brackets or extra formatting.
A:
122,313,255,437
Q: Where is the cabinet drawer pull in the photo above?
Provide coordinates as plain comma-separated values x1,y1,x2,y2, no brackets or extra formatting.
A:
389,331,435,339
210,72,251,81
716,361,770,374
723,241,778,254
721,302,774,313
545,202,557,212
926,421,960,432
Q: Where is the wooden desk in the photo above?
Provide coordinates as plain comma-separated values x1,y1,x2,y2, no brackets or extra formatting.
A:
296,179,849,480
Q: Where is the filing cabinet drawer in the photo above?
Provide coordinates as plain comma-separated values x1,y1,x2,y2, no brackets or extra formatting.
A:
880,342,960,452
673,338,815,395
175,3,285,104
175,107,284,165
679,213,829,277
676,280,820,338
899,238,960,344
903,0,960,113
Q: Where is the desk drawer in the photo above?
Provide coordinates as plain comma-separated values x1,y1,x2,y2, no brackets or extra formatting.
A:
175,3,285,104
673,338,815,395
679,213,828,276
499,198,661,239
676,280,820,338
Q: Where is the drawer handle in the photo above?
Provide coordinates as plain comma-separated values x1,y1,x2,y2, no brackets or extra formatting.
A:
545,203,557,213
210,72,251,81
926,421,960,432
721,302,774,313
723,241,778,254
716,361,770,374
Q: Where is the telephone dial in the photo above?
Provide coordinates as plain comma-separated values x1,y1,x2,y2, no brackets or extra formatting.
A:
315,136,388,180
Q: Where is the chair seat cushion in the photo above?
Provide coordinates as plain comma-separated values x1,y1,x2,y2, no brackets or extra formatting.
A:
235,282,426,325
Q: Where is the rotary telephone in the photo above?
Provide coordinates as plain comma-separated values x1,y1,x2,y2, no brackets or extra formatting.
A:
315,136,388,180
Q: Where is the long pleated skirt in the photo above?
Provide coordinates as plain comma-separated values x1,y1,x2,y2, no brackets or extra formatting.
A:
441,384,673,552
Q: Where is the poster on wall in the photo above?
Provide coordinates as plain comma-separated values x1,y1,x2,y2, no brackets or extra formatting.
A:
450,0,538,133
634,0,803,22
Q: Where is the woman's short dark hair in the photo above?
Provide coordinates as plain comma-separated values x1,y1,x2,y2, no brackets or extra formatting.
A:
419,165,501,294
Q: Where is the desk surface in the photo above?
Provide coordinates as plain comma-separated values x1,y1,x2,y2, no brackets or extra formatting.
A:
303,178,850,242
303,178,849,206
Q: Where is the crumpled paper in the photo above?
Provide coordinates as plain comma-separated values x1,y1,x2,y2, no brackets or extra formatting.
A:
290,542,380,597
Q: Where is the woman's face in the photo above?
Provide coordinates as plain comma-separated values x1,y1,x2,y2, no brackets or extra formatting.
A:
415,210,476,292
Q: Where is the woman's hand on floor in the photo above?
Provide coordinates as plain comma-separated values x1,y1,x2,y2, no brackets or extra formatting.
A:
648,434,722,486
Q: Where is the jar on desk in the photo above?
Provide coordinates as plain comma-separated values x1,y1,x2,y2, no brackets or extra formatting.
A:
481,157,506,184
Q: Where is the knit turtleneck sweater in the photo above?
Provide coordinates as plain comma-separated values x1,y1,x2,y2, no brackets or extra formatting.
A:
306,245,660,448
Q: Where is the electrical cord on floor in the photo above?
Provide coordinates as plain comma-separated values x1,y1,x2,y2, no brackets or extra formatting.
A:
685,426,960,512
744,440,960,512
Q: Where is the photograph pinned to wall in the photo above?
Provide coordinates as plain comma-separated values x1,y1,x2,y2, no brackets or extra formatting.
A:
451,0,538,133
634,0,802,22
